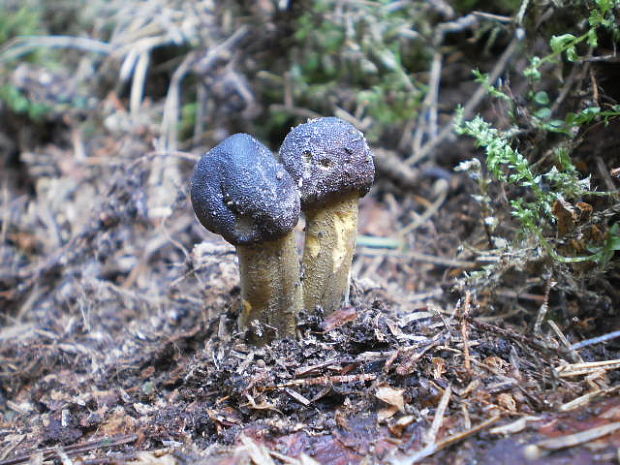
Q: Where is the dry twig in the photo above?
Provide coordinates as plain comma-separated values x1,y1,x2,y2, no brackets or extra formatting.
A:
460,292,472,374
407,28,524,165
524,421,620,459
0,435,137,465
555,359,620,378
570,330,620,350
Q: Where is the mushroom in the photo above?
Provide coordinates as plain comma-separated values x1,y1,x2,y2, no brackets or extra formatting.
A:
190,133,302,343
278,117,375,314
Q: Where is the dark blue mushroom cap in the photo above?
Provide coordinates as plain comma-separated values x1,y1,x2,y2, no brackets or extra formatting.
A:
191,133,300,246
278,117,375,208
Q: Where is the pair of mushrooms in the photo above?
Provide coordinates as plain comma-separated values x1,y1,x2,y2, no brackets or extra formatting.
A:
190,117,375,343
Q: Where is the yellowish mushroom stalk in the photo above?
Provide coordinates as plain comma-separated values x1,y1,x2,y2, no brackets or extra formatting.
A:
278,116,375,316
191,134,303,345
301,192,359,313
237,230,302,343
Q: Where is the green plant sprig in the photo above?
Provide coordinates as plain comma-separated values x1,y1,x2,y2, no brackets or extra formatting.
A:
454,105,619,265
525,0,620,81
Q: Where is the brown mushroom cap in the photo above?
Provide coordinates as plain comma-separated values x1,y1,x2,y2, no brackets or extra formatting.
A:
278,117,375,208
191,133,300,246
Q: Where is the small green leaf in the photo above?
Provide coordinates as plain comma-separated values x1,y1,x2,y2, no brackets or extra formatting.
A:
587,28,599,47
566,46,578,62
524,57,542,81
547,120,566,129
550,34,576,54
534,107,551,120
533,91,550,105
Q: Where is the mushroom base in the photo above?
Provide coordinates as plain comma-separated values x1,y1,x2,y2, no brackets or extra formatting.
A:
302,193,359,314
237,231,302,344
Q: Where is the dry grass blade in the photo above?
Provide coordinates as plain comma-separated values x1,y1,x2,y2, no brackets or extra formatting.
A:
570,330,620,350
558,387,620,412
284,388,312,407
428,384,452,445
240,436,277,465
524,421,620,459
358,248,477,268
399,180,449,236
0,434,138,465
489,416,540,435
276,373,377,388
158,25,250,151
390,412,502,465
460,291,472,374
0,35,111,61
407,28,524,165
433,414,501,451
547,320,583,363
533,279,555,335
555,359,620,377
389,385,452,464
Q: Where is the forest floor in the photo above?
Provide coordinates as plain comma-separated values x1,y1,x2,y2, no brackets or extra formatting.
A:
0,2,619,464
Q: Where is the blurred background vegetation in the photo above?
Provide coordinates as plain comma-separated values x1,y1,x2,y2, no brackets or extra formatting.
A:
0,0,619,328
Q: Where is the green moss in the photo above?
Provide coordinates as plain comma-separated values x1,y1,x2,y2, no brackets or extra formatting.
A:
0,4,44,45
0,84,51,120
278,0,428,142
